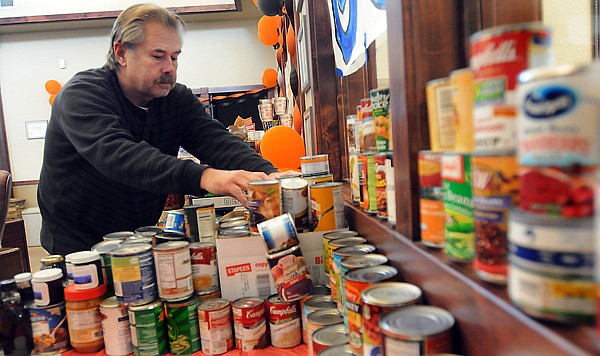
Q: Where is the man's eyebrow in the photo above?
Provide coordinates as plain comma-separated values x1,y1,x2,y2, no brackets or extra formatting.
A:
152,49,182,55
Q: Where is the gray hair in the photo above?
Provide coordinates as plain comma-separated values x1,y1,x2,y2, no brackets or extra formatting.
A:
107,4,186,70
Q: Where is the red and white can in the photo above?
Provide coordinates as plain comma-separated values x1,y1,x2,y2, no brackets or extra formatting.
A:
266,294,301,348
232,297,268,351
266,245,313,302
153,241,193,301
197,299,234,355
189,242,219,294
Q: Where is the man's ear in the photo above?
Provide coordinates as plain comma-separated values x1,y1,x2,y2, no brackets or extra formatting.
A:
114,42,128,67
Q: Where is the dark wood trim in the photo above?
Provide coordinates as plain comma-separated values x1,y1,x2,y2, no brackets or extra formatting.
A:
0,4,239,26
12,180,38,186
480,0,542,29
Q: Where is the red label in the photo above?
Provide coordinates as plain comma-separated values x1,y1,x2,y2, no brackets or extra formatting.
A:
233,304,265,327
191,248,215,265
226,263,252,276
267,302,299,323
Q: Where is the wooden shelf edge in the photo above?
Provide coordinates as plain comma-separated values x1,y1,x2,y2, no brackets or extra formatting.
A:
345,203,596,356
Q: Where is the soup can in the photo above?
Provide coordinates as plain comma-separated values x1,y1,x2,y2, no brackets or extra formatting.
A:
361,282,423,356
301,154,330,177
129,299,168,356
266,294,301,348
361,98,376,152
370,87,391,152
196,287,221,302
346,114,358,153
304,173,334,187
189,242,219,294
450,68,476,153
153,241,193,301
266,245,313,302
197,299,234,355
312,324,348,355
92,240,122,297
375,152,391,219
247,180,282,233
343,265,398,354
419,150,445,248
100,296,133,356
27,301,69,354
257,212,300,254
164,210,186,234
302,294,337,345
165,296,201,354
442,152,475,262
339,253,389,313
425,77,455,152
280,177,310,230
329,240,372,303
310,182,346,231
316,344,353,355
104,231,134,241
232,297,269,351
306,308,344,356
135,225,163,238
111,245,157,306
380,306,455,355
472,152,519,284
470,22,553,153
155,231,188,245
322,230,359,277
184,203,216,243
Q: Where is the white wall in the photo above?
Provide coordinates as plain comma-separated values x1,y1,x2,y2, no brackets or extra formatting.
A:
543,0,592,65
0,18,277,182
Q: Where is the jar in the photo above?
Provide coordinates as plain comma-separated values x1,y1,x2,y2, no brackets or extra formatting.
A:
40,254,68,286
14,272,34,305
69,251,104,290
65,283,107,353
32,268,65,306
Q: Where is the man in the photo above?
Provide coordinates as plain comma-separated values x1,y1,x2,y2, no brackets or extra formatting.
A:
38,4,278,255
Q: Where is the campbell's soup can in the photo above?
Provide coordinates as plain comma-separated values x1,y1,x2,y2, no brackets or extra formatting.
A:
361,282,423,356
380,306,455,355
370,88,391,152
197,299,234,355
266,294,301,348
450,68,476,153
301,154,330,177
247,180,281,233
375,152,391,219
153,241,193,301
189,242,219,294
442,153,475,262
310,182,346,231
470,22,553,153
519,166,596,218
232,297,269,351
418,151,445,248
518,63,600,167
267,245,313,302
425,77,455,152
472,152,519,284
306,308,344,356
312,324,348,355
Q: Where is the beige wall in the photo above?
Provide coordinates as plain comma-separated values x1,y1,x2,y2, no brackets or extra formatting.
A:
543,0,592,65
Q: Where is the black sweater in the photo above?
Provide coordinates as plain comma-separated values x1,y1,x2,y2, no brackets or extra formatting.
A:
38,66,276,254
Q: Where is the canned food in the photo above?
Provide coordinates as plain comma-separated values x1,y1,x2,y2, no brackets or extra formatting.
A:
419,150,445,248
135,225,163,237
104,231,134,241
386,155,396,225
232,297,268,350
197,299,234,355
69,251,104,290
153,241,193,301
450,68,476,153
370,88,391,152
92,240,122,296
426,77,455,152
316,343,353,355
280,177,310,230
196,288,221,302
306,308,344,356
189,242,219,294
32,268,65,306
375,152,391,219
339,254,389,313
330,243,375,305
301,154,330,177
155,231,188,245
266,294,301,348
184,203,216,243
27,301,69,354
302,295,337,345
361,282,423,355
310,182,346,231
380,306,455,355
121,237,154,246
111,245,157,306
165,297,201,354
257,212,300,254
360,153,378,213
349,153,361,205
346,114,358,153
343,265,398,355
267,245,313,302
129,299,168,356
470,22,553,152
100,296,133,356
304,173,334,187
321,230,359,277
247,180,282,233
361,98,376,152
164,210,186,234
312,323,348,355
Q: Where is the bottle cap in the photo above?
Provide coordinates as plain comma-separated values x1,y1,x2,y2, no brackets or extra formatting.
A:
32,268,63,283
64,283,107,301
14,272,32,283
69,251,100,264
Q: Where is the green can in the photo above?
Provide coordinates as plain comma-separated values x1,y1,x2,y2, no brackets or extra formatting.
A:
91,239,122,297
369,87,391,152
129,299,168,356
441,152,475,262
165,296,201,354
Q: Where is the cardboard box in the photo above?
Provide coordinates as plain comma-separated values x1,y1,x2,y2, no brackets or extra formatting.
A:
216,231,329,301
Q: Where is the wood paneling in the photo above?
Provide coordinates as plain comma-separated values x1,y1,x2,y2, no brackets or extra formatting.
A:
480,0,543,29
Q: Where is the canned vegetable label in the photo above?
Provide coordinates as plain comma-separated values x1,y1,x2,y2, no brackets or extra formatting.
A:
370,88,391,152
166,299,201,354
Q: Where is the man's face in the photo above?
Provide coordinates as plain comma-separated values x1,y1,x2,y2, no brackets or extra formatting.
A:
116,21,182,107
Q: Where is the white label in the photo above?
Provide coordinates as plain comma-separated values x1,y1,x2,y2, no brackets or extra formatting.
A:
32,282,50,306
384,337,420,356
72,264,99,290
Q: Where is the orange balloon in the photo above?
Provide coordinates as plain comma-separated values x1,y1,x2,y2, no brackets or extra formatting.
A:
286,25,296,61
260,126,305,169
253,0,258,6
45,80,62,95
293,101,302,134
49,94,57,106
257,15,281,47
262,68,278,88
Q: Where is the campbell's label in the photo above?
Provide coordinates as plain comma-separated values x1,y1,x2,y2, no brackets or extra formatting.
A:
267,298,301,348
226,263,252,277
268,303,299,322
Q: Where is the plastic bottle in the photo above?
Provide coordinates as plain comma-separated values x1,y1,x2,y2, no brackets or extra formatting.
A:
65,283,107,353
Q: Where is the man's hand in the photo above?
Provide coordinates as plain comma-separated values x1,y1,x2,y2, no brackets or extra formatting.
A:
200,168,270,207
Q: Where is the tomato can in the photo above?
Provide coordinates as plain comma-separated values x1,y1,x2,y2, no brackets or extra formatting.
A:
343,265,398,354
232,297,268,351
426,77,455,152
370,87,391,152
375,152,391,219
329,241,372,304
197,299,234,355
361,282,423,356
129,299,168,356
247,180,282,233
189,242,219,294
310,182,346,231
322,230,359,277
111,245,157,306
360,153,378,214
472,152,519,284
267,245,313,302
153,241,193,301
518,63,600,167
306,308,344,356
450,68,476,153
266,294,301,348
184,203,216,243
312,324,348,355
442,152,475,262
27,301,70,354
339,254,388,313
100,296,133,356
380,306,455,355
301,154,331,177
519,165,596,218
280,177,310,230
165,296,201,354
258,212,300,254
301,294,337,345
419,150,445,248
470,22,553,153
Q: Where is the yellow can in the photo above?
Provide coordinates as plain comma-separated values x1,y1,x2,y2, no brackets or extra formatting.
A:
426,78,455,152
309,182,345,231
450,68,475,153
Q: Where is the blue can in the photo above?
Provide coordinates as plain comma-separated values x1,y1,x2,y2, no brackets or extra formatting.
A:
164,210,186,234
111,244,157,306
27,301,69,354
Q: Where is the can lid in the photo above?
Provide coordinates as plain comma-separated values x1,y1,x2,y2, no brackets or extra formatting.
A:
322,230,358,240
128,298,163,311
219,219,248,229
14,272,32,283
156,231,187,239
232,297,264,309
328,236,367,248
340,253,388,269
41,254,65,264
333,244,376,257
121,237,153,245
103,231,134,240
307,308,343,326
379,306,455,338
316,344,353,356
64,283,107,301
280,177,308,189
343,265,398,283
309,182,343,189
311,324,348,347
153,240,190,251
112,244,153,256
135,226,164,235
32,268,63,282
198,298,230,311
218,230,251,238
303,295,336,309
100,296,120,309
92,240,123,254
69,251,101,264
361,282,422,307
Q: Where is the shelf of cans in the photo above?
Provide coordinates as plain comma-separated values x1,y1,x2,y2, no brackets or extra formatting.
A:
258,97,293,131
418,21,597,325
